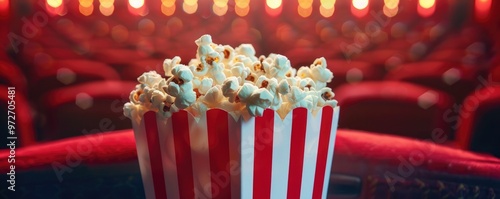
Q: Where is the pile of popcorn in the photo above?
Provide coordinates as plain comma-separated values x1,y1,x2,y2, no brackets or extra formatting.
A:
124,34,337,122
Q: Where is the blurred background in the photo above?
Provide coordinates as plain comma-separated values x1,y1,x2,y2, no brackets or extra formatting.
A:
1,0,500,198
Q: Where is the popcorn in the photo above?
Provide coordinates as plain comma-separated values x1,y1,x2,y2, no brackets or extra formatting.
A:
124,34,337,120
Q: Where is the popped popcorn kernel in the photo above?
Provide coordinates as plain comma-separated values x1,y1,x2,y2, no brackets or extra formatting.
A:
124,34,337,121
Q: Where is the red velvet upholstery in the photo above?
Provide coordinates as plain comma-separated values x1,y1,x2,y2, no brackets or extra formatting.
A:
352,49,409,71
385,61,481,102
335,81,454,139
39,81,136,141
0,86,36,147
29,59,120,99
91,49,149,70
490,64,500,83
326,59,383,88
455,85,500,157
0,60,27,94
1,129,499,197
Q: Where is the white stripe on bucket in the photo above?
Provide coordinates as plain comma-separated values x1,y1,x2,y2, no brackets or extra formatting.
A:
270,112,293,199
157,115,180,199
240,117,256,199
300,109,323,199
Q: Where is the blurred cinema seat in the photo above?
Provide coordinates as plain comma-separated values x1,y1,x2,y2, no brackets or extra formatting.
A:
335,81,453,139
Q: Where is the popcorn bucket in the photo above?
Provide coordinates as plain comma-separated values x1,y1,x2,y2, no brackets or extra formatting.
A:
132,106,339,199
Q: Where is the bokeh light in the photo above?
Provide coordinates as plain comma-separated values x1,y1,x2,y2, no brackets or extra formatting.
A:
99,0,114,8
418,0,435,17
320,5,335,18
298,5,312,18
47,0,63,8
320,0,335,9
266,0,282,9
129,0,144,9
213,4,228,16
183,0,198,14
351,0,369,18
235,4,250,17
384,0,399,9
475,0,491,22
383,5,398,17
161,4,176,16
419,0,435,9
352,0,368,10
99,5,114,16
79,4,94,16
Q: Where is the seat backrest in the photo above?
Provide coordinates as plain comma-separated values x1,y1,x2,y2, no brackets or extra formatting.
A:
39,81,136,141
335,81,453,139
456,85,500,158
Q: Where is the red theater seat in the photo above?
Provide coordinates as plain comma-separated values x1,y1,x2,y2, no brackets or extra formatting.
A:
335,81,453,139
29,60,120,99
456,85,500,158
92,48,149,71
0,86,36,148
352,49,409,72
1,129,499,198
385,61,480,102
39,81,136,141
326,59,383,88
0,60,28,94
490,64,500,83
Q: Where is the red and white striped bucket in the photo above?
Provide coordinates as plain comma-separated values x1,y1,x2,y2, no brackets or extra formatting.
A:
132,106,339,199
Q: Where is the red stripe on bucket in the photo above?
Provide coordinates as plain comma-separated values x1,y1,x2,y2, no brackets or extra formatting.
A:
253,109,275,199
312,107,334,199
144,111,168,199
171,111,195,199
287,108,308,199
207,109,232,199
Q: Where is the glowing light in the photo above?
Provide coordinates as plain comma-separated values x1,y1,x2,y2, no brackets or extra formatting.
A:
320,0,335,9
46,0,66,16
265,3,282,16
383,5,398,17
184,0,197,6
214,0,228,7
418,0,435,17
47,0,62,8
235,4,250,16
351,0,368,17
352,0,368,10
129,0,144,8
99,0,114,8
128,1,149,16
79,0,93,7
298,5,312,18
235,0,250,7
138,18,155,35
419,0,435,9
384,0,398,9
99,5,114,16
298,0,313,8
320,5,335,17
162,0,176,7
183,2,198,14
266,0,282,9
213,4,228,16
161,3,176,16
475,0,492,22
79,4,94,16
0,0,8,18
